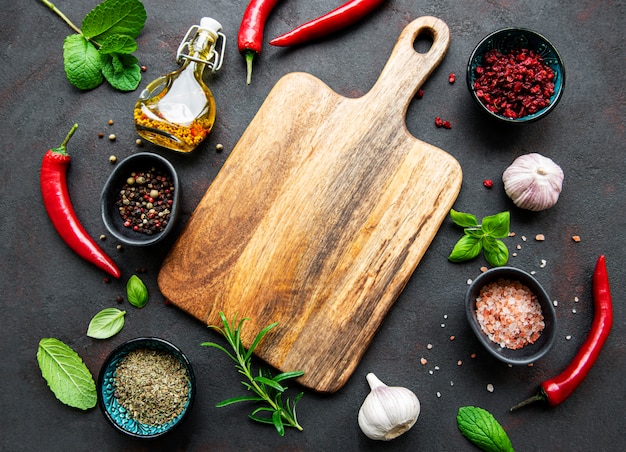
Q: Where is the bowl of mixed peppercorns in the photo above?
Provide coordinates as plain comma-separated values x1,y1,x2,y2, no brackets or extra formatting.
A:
101,152,181,246
98,337,196,438
465,266,557,365
466,27,565,123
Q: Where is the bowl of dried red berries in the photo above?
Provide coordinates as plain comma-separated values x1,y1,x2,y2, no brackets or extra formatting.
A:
465,267,557,365
101,152,181,246
466,27,565,123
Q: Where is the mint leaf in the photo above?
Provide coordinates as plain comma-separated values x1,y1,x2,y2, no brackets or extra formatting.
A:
449,235,483,262
82,0,146,41
457,406,515,452
102,53,141,91
87,307,126,339
98,34,138,55
450,209,479,228
63,34,103,90
37,338,97,410
126,274,148,308
481,211,510,238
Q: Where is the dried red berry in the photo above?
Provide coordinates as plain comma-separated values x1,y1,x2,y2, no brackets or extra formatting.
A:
483,179,494,188
473,48,555,119
442,120,452,129
435,117,444,127
416,88,424,99
448,73,456,84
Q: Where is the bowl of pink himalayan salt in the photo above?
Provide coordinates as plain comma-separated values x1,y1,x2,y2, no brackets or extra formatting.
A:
465,267,556,365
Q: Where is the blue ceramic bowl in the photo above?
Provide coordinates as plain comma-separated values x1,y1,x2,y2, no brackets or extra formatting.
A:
467,27,565,123
98,337,195,438
100,152,181,246
465,267,557,365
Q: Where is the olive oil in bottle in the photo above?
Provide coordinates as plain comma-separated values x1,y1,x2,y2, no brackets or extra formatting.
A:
134,18,225,153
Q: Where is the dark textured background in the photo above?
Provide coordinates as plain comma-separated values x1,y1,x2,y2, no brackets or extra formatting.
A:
1,1,624,450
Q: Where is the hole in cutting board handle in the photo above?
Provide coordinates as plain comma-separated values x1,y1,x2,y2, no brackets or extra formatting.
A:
413,31,434,54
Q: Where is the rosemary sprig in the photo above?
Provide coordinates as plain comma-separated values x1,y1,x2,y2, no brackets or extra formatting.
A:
201,312,304,436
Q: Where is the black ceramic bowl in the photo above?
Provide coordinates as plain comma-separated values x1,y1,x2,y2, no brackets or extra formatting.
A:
466,27,565,123
98,337,195,439
465,267,556,365
100,152,180,246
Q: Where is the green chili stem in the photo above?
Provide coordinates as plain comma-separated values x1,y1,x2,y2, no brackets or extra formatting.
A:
41,0,82,35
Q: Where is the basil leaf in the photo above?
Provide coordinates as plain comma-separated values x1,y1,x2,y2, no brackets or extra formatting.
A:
483,237,510,267
37,338,97,410
481,211,510,239
63,34,103,90
101,53,141,91
457,406,515,452
82,0,146,42
87,307,126,339
450,209,479,228
126,275,148,308
449,235,483,262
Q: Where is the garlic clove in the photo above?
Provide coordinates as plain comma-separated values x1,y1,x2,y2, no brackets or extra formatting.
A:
357,373,420,441
502,153,564,211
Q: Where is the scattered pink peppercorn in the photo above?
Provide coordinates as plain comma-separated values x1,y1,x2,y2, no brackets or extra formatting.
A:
435,117,444,127
448,72,456,84
483,179,494,188
442,120,452,129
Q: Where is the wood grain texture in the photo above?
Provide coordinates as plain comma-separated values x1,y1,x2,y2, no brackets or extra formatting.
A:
158,17,462,393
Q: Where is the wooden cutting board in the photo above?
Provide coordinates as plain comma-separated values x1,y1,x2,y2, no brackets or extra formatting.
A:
158,16,462,393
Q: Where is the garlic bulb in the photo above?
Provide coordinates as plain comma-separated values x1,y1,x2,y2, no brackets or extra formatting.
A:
502,153,564,211
357,373,420,441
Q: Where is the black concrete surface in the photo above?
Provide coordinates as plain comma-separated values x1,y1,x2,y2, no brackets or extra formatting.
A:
2,1,624,450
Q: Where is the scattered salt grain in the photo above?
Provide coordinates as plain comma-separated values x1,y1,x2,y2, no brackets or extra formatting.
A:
486,384,494,393
429,370,434,375
535,234,545,241
420,358,428,365
434,366,440,371
521,236,527,241
553,300,558,307
427,344,433,350
467,279,473,285
540,259,547,268
566,335,572,340
457,360,463,366
437,392,442,398
572,308,577,314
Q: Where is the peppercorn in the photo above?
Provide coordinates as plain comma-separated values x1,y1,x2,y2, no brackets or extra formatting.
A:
483,179,493,188
448,73,456,84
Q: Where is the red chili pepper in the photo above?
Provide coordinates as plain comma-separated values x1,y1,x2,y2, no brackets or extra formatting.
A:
40,124,121,279
269,0,386,48
238,0,281,85
511,255,612,410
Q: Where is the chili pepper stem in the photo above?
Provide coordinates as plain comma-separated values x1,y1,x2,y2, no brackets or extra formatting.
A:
245,51,254,85
510,392,545,411
53,123,79,156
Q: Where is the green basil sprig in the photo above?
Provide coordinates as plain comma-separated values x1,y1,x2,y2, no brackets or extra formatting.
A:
448,209,510,267
457,406,515,452
37,338,97,410
87,307,126,339
126,275,148,308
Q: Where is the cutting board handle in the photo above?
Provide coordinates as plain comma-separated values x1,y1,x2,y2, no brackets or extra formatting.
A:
367,16,450,118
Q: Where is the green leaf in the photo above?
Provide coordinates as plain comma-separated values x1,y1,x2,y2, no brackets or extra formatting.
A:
37,338,97,410
457,406,515,452
483,237,510,267
449,235,483,262
63,34,103,90
82,0,146,41
481,211,510,238
254,376,286,392
450,209,479,228
126,274,148,308
216,395,264,407
87,307,126,339
98,34,137,54
101,53,141,91
274,371,305,383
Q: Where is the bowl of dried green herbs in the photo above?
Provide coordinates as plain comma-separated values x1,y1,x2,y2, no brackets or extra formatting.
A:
97,337,195,438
